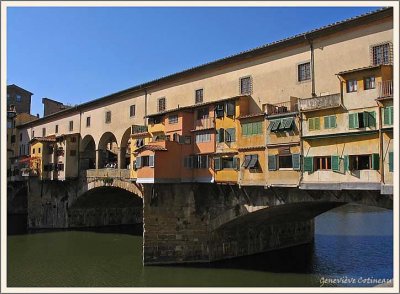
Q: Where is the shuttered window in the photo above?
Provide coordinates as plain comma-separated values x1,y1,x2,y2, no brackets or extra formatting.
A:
217,128,225,143
214,157,221,171
225,128,236,142
280,117,294,130
383,106,393,125
389,152,393,172
149,155,155,168
215,104,224,118
308,117,320,131
242,121,263,136
268,155,277,171
303,156,314,172
331,155,340,172
324,115,337,129
349,111,376,129
371,153,379,170
226,101,236,116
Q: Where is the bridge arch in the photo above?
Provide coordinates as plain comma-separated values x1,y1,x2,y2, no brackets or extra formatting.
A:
97,132,119,168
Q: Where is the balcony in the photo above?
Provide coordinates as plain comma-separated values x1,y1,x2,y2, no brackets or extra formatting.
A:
193,117,215,131
378,80,393,98
264,100,298,116
298,93,341,112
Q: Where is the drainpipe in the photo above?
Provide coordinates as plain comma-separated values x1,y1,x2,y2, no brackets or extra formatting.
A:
305,35,316,97
144,89,148,126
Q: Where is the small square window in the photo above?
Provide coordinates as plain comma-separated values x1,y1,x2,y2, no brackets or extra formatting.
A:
195,89,203,104
240,76,252,95
16,95,22,102
347,80,358,92
168,115,178,124
130,105,136,117
158,98,166,112
372,42,391,65
298,62,311,82
364,77,375,90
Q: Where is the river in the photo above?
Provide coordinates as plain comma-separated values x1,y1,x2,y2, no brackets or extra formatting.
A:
7,203,393,287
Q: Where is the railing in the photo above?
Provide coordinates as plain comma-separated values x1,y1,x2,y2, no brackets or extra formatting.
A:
193,117,215,130
378,80,393,98
265,100,298,115
86,168,130,179
298,93,341,112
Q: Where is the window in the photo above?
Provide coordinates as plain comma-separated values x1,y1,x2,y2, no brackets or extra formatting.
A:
364,77,375,90
158,97,166,112
7,121,12,129
70,136,77,143
279,155,293,169
57,163,64,171
86,117,91,127
225,128,236,142
242,154,259,169
197,107,209,120
222,157,235,169
184,136,191,144
184,155,209,169
70,150,77,156
217,128,225,143
105,111,111,123
382,106,393,125
136,155,154,168
168,115,178,124
226,101,235,116
38,148,41,154
348,154,379,171
195,132,211,143
69,121,73,131
32,130,35,137
130,105,136,117
42,128,46,137
314,156,331,171
308,117,320,131
349,111,376,129
32,148,35,154
148,116,162,124
324,115,336,129
298,62,311,82
215,103,224,118
195,89,203,104
347,80,358,92
55,125,59,133
242,121,263,136
16,94,22,102
372,43,391,65
240,76,252,95
11,135,16,144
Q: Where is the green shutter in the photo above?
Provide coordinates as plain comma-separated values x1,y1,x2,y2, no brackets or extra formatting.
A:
390,106,394,125
309,118,315,131
257,121,262,134
292,154,301,170
389,152,393,172
363,112,369,128
331,155,340,172
372,153,379,170
214,157,221,171
303,156,314,172
330,115,336,128
315,117,320,130
268,155,277,171
324,116,330,129
242,123,248,136
368,111,376,128
383,107,390,125
343,155,349,172
349,113,359,129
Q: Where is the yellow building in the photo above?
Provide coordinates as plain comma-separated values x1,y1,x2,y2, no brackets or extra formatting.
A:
213,95,249,184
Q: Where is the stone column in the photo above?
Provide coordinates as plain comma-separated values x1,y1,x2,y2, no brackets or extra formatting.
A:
95,149,102,169
118,147,127,169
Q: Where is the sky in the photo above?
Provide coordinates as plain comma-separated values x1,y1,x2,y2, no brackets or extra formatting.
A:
7,6,382,117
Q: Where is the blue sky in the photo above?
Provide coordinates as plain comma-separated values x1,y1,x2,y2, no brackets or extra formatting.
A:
7,6,381,117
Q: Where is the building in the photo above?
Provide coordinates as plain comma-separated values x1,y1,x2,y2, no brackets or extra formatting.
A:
15,8,393,194
7,84,33,114
42,97,72,117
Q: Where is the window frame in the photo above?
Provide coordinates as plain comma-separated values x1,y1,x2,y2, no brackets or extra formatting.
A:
195,89,204,104
168,114,178,124
239,76,252,95
130,105,136,117
346,80,358,93
297,62,311,82
364,76,375,90
158,97,166,112
105,111,111,124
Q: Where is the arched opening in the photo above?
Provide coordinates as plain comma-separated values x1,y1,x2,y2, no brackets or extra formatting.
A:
119,127,132,169
69,186,143,233
97,132,118,169
80,135,96,170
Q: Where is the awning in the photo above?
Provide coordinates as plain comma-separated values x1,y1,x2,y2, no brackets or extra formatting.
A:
268,119,280,131
280,117,294,130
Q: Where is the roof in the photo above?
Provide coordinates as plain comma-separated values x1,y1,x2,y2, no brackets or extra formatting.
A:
7,84,34,95
29,135,57,143
238,112,265,120
135,144,168,152
17,7,393,128
337,65,382,75
147,95,249,118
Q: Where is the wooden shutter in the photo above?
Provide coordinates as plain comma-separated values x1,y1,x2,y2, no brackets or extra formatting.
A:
371,153,379,170
324,116,330,129
136,156,142,169
214,157,221,171
383,107,390,125
303,156,314,172
349,113,359,129
242,123,248,136
309,118,315,131
149,155,155,168
330,116,336,128
226,101,235,116
230,128,236,142
292,154,301,170
343,155,349,171
268,155,277,171
368,111,376,127
331,155,340,172
389,106,394,125
314,117,320,130
389,152,393,172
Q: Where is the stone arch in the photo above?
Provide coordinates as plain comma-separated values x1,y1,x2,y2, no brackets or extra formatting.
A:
80,135,96,170
97,132,118,168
